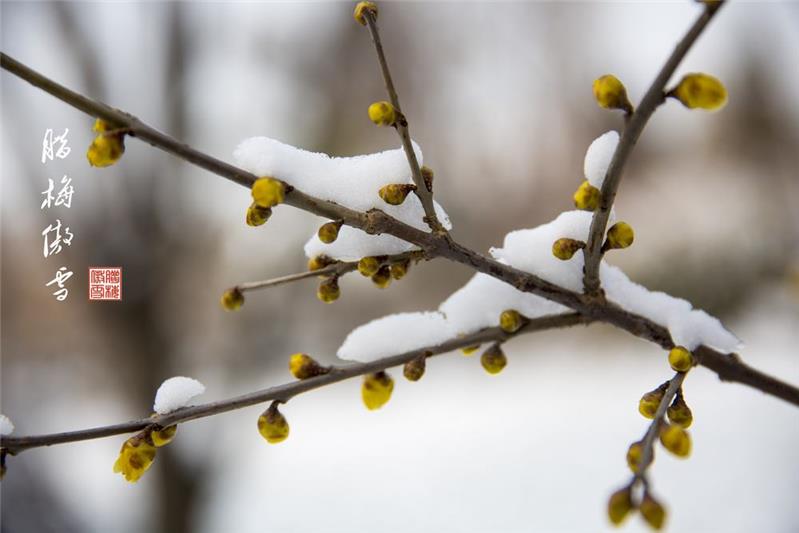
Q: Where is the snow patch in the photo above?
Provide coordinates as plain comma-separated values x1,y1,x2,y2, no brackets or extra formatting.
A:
153,377,206,415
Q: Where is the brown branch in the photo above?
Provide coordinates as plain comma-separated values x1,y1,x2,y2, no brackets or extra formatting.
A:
2,50,798,408
362,10,446,234
582,1,725,294
0,314,589,453
633,372,687,486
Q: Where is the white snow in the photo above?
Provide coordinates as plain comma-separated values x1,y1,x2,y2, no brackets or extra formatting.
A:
337,312,456,362
439,271,568,336
0,414,14,436
338,206,740,361
583,130,619,188
153,376,206,415
234,137,451,260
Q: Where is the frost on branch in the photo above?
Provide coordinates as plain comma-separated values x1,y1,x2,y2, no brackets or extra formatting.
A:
233,137,451,261
153,376,206,415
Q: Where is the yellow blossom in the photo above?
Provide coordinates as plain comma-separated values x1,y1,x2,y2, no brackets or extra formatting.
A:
672,73,727,111
220,288,244,311
317,277,341,303
640,492,666,530
552,238,585,261
368,101,397,126
362,371,394,410
257,402,290,444
659,423,691,457
318,221,342,244
592,74,633,113
378,183,416,205
607,486,634,526
499,309,524,334
150,425,177,447
289,353,329,380
246,202,272,227
668,346,693,372
87,132,125,168
605,222,634,250
481,344,507,375
251,177,285,208
113,434,156,483
353,1,377,25
573,180,601,211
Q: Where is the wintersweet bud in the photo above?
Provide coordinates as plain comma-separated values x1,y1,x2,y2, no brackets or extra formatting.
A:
362,371,394,410
257,402,290,444
667,391,693,428
552,238,586,261
592,74,633,113
353,1,377,25
659,423,691,458
113,434,156,483
390,259,410,280
220,288,244,311
461,344,480,356
672,73,727,111
638,383,668,419
626,441,645,473
499,309,524,334
87,119,125,167
318,221,342,244
150,425,177,447
289,353,329,380
246,202,272,227
607,486,634,526
308,255,335,272
421,165,434,191
378,183,416,206
317,276,341,303
358,256,383,277
251,177,285,208
573,180,601,211
368,101,397,127
668,346,693,372
481,344,507,375
403,354,427,382
640,492,666,530
605,222,634,250
0,453,6,480
371,265,392,289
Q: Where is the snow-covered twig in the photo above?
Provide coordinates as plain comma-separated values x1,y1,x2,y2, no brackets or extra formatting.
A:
1,51,798,408
582,1,724,295
0,313,588,453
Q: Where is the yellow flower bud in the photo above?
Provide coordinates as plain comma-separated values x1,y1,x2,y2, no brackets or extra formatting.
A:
403,354,427,382
573,180,601,211
461,344,480,356
150,425,177,447
607,486,634,526
353,1,377,25
317,276,341,303
604,222,634,251
371,265,392,289
638,383,667,419
368,101,397,126
552,238,585,261
667,391,693,428
378,183,416,206
87,133,125,168
390,259,410,280
499,309,524,334
420,165,434,191
668,346,693,373
246,202,272,227
220,288,244,311
318,221,342,244
113,434,156,483
251,177,285,208
358,256,383,277
592,74,633,113
93,118,114,133
481,344,507,375
257,402,290,444
362,371,394,410
289,353,330,380
672,73,727,111
626,441,647,473
308,255,335,272
640,492,666,530
659,423,691,457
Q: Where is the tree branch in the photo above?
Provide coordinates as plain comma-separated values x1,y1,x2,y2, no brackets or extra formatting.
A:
2,49,798,408
582,1,725,294
0,313,589,453
362,10,445,234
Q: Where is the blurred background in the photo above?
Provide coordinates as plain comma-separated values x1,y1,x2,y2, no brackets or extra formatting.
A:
1,2,798,532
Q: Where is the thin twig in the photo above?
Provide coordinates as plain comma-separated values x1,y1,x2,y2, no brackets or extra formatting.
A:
582,1,725,295
0,314,590,453
362,11,445,234
2,51,798,408
633,372,687,487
